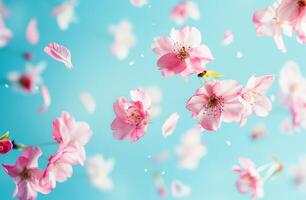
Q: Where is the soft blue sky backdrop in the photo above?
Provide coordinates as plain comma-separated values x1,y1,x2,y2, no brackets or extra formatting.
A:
1,0,306,199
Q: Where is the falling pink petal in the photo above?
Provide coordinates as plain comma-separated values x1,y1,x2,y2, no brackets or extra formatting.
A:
26,18,39,45
171,180,192,198
80,92,96,114
162,112,179,138
130,0,148,7
222,30,234,46
38,85,51,113
44,42,73,69
281,118,292,134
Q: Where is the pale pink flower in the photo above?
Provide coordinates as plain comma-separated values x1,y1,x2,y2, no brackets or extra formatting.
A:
80,92,96,113
253,4,292,52
222,30,234,46
38,85,51,113
170,1,200,25
152,26,214,78
2,146,51,200
44,42,73,69
52,0,77,31
85,155,115,191
279,61,303,96
129,0,147,7
240,75,274,126
109,20,136,60
7,62,45,93
233,158,264,199
0,17,12,48
186,79,243,131
175,127,207,170
289,155,306,188
162,112,179,138
111,89,151,142
42,112,92,189
171,180,192,198
26,18,39,45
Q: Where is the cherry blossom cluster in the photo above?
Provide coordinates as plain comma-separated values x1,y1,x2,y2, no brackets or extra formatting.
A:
253,0,306,52
2,112,92,200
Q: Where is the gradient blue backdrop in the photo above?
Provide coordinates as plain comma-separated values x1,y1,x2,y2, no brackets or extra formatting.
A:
1,0,306,199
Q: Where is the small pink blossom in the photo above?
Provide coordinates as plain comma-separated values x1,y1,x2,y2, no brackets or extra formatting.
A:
109,20,136,60
186,79,243,131
26,18,39,45
44,42,73,69
129,0,148,7
253,4,292,52
7,62,45,93
111,89,151,142
170,1,200,25
233,158,264,199
52,0,77,31
0,131,12,155
38,85,51,113
240,75,274,126
162,112,179,138
152,26,214,78
42,112,92,189
175,127,207,170
85,155,115,191
3,146,51,200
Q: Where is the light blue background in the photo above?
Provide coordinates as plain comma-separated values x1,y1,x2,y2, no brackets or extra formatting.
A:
1,0,306,199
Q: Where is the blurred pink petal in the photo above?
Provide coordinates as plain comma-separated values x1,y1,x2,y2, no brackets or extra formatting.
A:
130,0,148,7
0,18,12,48
251,124,267,141
171,180,192,198
44,42,73,69
38,85,51,113
222,30,234,46
80,92,96,113
281,118,292,134
171,1,200,25
52,0,77,30
26,18,39,45
162,112,179,138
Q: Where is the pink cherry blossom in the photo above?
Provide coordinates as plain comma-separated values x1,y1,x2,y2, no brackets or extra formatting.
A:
41,112,92,189
0,131,12,154
175,127,207,170
26,18,39,45
240,75,274,126
130,0,148,7
233,158,264,199
109,20,136,60
186,79,243,131
85,155,115,191
52,0,77,31
253,3,292,52
44,42,73,69
171,180,192,198
111,89,151,142
152,26,214,78
80,92,96,113
7,62,45,93
3,146,51,200
222,30,234,46
170,1,200,25
0,17,12,48
38,85,51,113
162,112,179,138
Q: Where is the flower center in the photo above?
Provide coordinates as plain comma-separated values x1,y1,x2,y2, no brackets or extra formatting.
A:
18,75,32,90
298,0,306,7
203,95,224,117
20,169,31,180
127,106,145,126
177,47,189,61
